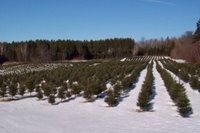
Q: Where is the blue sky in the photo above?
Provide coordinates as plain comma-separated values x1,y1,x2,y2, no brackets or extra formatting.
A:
0,0,199,42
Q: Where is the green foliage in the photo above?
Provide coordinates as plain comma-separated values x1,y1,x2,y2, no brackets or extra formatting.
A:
0,59,146,105
190,76,200,91
26,80,34,95
8,83,17,98
104,90,118,107
19,84,26,96
193,19,200,43
0,38,135,62
66,91,72,98
57,88,66,101
179,69,190,82
43,84,51,97
137,62,154,111
162,59,200,90
83,87,94,101
177,93,192,117
113,84,122,97
0,83,7,98
71,84,82,95
48,94,55,104
37,89,43,100
156,61,192,117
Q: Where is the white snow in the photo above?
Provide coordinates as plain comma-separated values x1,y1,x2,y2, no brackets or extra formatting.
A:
1,61,200,133
0,63,70,75
152,62,178,116
120,58,126,62
171,59,186,63
72,81,78,85
118,65,147,111
106,82,113,91
163,56,186,63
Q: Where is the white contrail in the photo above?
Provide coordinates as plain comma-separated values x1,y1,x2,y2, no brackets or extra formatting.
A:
140,0,175,6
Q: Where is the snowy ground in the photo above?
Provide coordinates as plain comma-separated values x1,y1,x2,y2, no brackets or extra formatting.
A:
1,63,200,133
0,63,70,75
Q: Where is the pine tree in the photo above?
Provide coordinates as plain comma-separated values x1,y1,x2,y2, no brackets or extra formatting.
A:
37,89,43,100
0,83,7,99
48,94,55,104
179,69,189,82
26,80,34,95
190,76,200,90
177,93,192,117
113,84,122,97
35,85,40,93
43,84,51,97
83,88,93,101
62,83,68,91
19,84,26,97
137,91,148,110
8,84,17,99
66,91,71,98
193,19,200,43
71,84,82,95
58,88,66,101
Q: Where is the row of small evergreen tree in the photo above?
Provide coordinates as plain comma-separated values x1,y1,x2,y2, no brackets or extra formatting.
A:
104,63,147,106
0,60,147,105
161,59,200,92
156,61,192,117
137,62,154,111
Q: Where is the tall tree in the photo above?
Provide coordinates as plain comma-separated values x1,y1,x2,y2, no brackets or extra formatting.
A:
193,19,200,43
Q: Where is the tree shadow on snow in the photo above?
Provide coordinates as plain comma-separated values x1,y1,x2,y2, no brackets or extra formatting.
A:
148,79,157,111
54,94,83,105
10,94,37,101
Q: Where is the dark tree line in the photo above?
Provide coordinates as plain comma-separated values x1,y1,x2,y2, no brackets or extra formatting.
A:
0,38,134,63
136,37,175,56
193,19,200,43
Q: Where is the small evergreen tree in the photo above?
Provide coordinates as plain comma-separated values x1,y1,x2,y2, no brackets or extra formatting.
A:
83,88,93,101
35,85,40,93
0,83,7,99
113,84,122,97
19,84,26,97
177,93,192,117
62,83,68,91
179,69,189,82
43,84,51,97
48,94,55,104
190,76,200,90
58,88,66,101
66,91,72,98
37,89,43,100
26,80,34,95
104,90,118,107
71,84,82,95
8,84,17,99
137,91,149,110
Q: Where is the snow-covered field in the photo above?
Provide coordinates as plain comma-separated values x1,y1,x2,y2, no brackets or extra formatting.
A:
1,60,200,133
0,63,70,75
